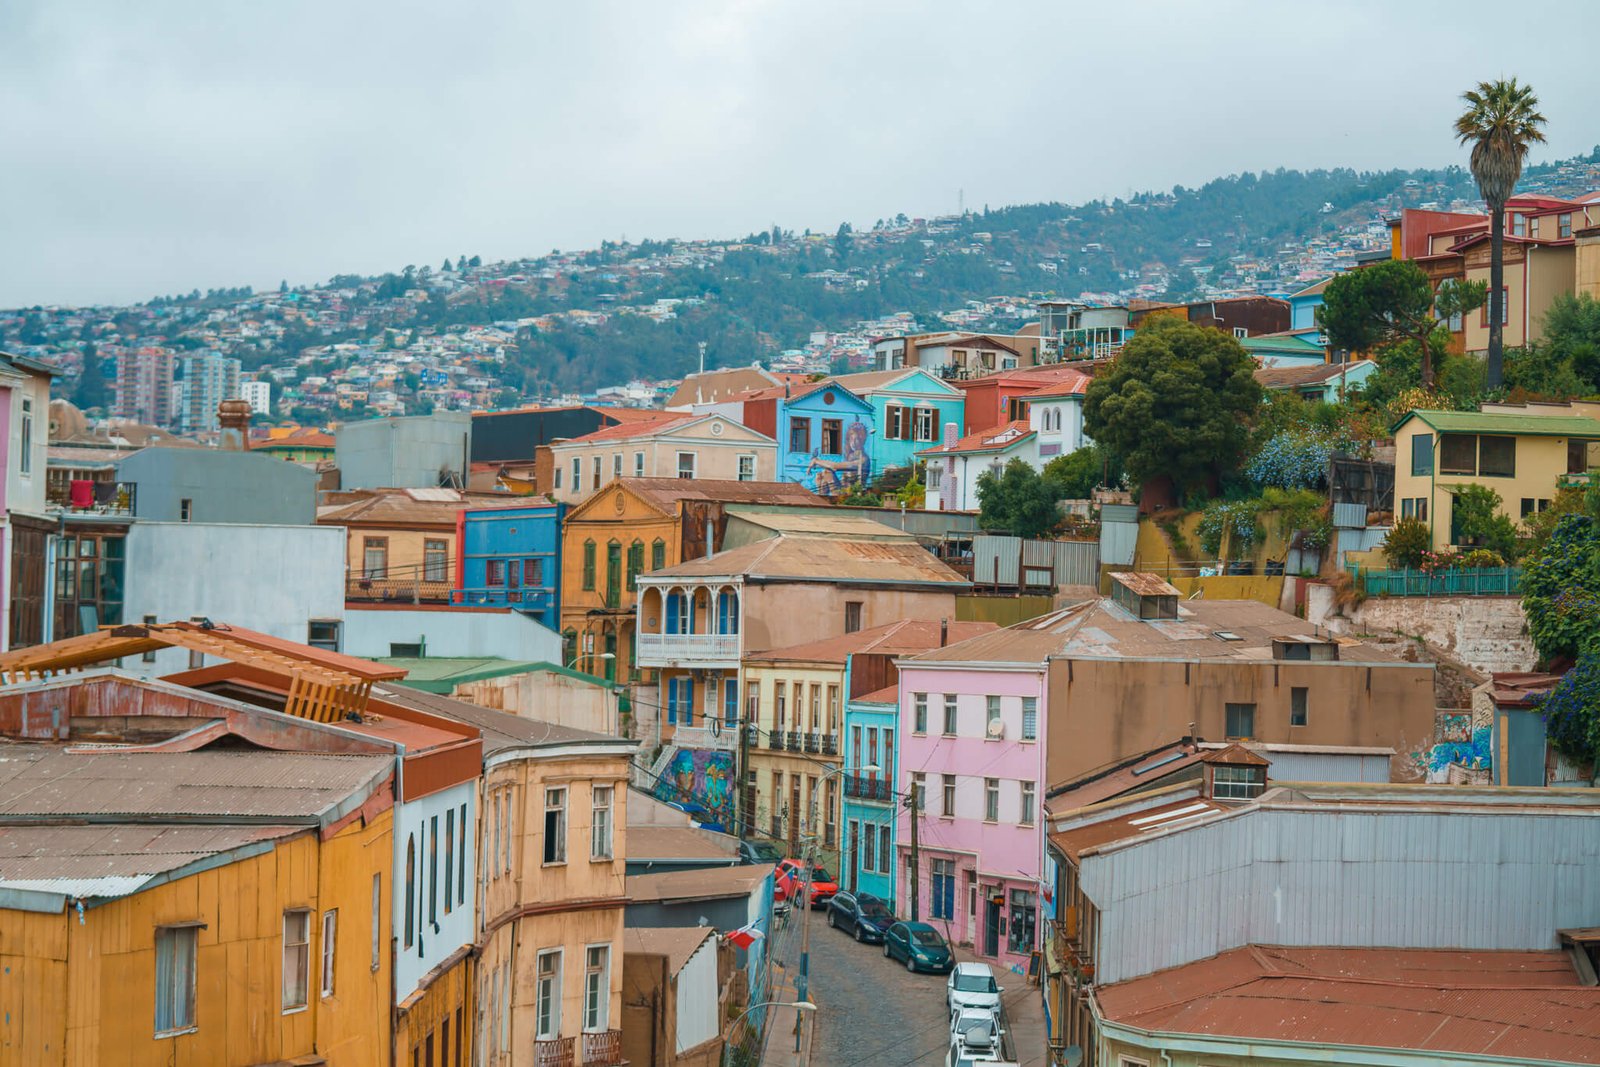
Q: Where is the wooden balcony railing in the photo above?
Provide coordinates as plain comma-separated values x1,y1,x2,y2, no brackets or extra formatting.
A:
534,1036,575,1067
581,1029,624,1065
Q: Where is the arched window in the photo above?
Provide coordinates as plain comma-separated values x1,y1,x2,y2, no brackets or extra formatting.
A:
651,538,666,571
581,540,596,591
404,834,415,948
626,540,644,590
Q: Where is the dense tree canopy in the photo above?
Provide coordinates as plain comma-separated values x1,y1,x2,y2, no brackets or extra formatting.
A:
1318,259,1484,387
1083,318,1263,497
975,459,1064,539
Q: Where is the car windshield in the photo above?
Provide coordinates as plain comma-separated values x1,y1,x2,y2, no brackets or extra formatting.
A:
911,929,944,946
750,843,783,861
861,900,893,920
809,867,833,881
954,973,998,993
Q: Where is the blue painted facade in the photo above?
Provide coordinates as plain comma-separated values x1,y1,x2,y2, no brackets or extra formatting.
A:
832,369,965,476
841,671,898,903
455,502,564,627
1288,278,1330,341
777,383,875,496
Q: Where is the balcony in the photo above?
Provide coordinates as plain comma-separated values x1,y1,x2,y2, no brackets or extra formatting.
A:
744,724,760,747
804,732,820,754
669,722,737,752
1559,471,1593,489
581,1029,624,1066
636,631,740,667
534,1037,574,1067
767,730,785,751
785,731,802,752
49,478,137,516
820,733,838,756
347,560,453,605
844,775,891,802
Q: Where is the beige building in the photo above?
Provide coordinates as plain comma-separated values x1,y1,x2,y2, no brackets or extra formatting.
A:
547,414,778,505
1391,407,1600,551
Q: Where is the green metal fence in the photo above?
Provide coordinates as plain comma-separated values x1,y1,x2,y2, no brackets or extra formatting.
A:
1350,565,1524,597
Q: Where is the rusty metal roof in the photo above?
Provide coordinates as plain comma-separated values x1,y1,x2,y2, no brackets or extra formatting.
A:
745,619,998,665
625,865,770,904
619,478,823,512
642,536,969,587
369,684,631,757
1094,945,1600,1062
624,926,718,974
317,487,526,526
1050,791,1227,862
1109,572,1181,597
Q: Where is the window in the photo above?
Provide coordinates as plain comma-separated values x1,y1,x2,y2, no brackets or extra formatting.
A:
592,454,602,490
738,454,756,481
320,910,337,998
986,695,1001,733
820,418,842,454
878,824,891,873
926,464,942,489
584,945,610,1031
886,404,904,440
1480,287,1510,327
1232,326,1249,339
1225,702,1256,740
283,909,310,1011
914,406,936,442
572,457,582,494
724,677,739,725
1511,214,1526,237
544,787,567,864
651,538,665,570
634,451,645,477
788,417,811,453
179,497,193,522
428,815,438,925
423,539,449,582
1020,782,1035,826
943,695,958,736
308,620,341,652
1559,213,1573,238
1438,433,1478,475
844,601,862,633
404,835,415,948
911,771,926,813
486,559,505,586
363,537,388,578
459,802,468,901
553,466,562,489
931,859,956,920
862,819,876,871
1021,697,1037,741
1007,889,1037,953
984,778,999,822
525,558,544,588
1212,764,1266,800
19,397,33,474
613,453,622,479
445,808,455,913
1401,496,1429,521
582,539,596,590
142,613,159,663
1290,687,1308,727
1410,433,1433,476
1522,497,1553,518
154,925,198,1035
913,693,928,734
371,874,382,972
676,451,696,479
1478,435,1515,477
592,785,614,860
535,950,562,1040
941,774,956,817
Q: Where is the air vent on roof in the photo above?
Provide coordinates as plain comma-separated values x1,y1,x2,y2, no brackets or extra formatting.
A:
1213,631,1242,642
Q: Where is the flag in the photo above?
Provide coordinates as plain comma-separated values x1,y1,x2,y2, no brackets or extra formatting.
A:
725,922,763,950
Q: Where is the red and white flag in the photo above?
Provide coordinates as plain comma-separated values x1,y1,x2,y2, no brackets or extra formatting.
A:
724,922,763,950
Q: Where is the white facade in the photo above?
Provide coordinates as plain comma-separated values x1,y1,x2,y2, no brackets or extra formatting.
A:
241,379,272,416
921,427,1038,512
393,780,477,1000
121,522,345,675
1026,395,1087,464
4,365,50,517
674,936,719,1054
342,605,562,661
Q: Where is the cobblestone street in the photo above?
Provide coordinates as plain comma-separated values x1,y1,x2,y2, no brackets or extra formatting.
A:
804,917,960,1067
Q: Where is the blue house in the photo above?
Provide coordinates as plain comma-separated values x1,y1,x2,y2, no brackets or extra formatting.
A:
1287,277,1331,341
825,368,965,477
455,501,564,627
841,671,898,903
765,381,876,496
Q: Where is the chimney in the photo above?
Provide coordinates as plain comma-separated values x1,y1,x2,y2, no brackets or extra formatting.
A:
218,399,252,451
940,618,949,646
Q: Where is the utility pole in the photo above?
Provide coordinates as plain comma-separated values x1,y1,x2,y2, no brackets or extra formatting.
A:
907,786,920,921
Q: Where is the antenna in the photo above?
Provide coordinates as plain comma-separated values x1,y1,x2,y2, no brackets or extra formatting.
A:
958,188,965,215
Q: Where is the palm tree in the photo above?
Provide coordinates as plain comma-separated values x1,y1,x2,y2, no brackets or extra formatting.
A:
1454,78,1547,388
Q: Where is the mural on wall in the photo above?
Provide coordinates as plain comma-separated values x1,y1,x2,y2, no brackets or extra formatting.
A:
1414,725,1493,783
654,748,735,827
803,417,871,496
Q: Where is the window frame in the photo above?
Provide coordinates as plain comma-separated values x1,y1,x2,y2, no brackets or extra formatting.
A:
282,908,311,1012
913,692,928,734
1410,432,1434,477
737,453,756,481
543,786,568,865
535,949,563,1040
320,909,337,999
1290,686,1308,728
788,416,811,454
1020,781,1035,826
984,777,1000,822
1224,702,1256,740
941,773,956,818
423,538,449,583
1021,696,1038,741
583,944,611,1032
154,923,199,1036
676,450,697,479
942,695,958,736
591,784,614,861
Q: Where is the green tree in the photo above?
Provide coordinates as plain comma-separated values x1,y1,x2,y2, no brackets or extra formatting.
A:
1083,318,1263,497
72,344,109,411
834,222,853,261
1520,512,1600,663
1317,259,1485,388
1542,292,1600,390
975,459,1063,538
1454,78,1547,387
1445,483,1520,559
1042,445,1121,498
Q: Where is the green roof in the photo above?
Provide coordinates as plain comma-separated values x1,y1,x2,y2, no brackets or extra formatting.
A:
1392,409,1600,438
1241,333,1325,354
377,657,614,695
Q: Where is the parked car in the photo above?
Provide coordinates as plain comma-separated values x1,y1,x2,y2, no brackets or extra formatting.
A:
882,921,955,973
825,891,896,943
739,838,784,866
948,1007,1003,1059
774,858,839,908
947,961,1002,1015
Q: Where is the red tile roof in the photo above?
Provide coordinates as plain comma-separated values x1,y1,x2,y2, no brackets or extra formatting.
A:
916,420,1035,457
557,412,695,443
1095,945,1600,1063
1018,372,1091,399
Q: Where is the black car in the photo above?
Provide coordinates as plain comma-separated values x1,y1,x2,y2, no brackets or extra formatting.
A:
738,838,784,866
824,891,897,943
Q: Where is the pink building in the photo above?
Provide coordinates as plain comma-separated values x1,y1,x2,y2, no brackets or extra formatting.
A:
895,619,1058,975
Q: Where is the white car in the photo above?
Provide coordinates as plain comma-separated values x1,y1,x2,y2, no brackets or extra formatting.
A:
947,961,1002,1015
949,1006,1002,1054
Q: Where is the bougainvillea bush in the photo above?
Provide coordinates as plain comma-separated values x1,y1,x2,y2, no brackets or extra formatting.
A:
1538,651,1600,768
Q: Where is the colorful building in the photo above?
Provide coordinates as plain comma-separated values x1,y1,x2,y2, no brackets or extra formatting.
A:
739,381,875,497
821,368,965,478
456,500,564,628
841,686,899,902
918,421,1038,512
546,413,778,504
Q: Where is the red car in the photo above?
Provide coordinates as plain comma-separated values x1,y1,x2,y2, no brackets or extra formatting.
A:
774,858,839,909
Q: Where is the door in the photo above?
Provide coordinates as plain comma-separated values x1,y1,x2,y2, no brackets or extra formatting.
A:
605,542,622,608
848,822,860,892
603,631,617,682
983,893,1002,958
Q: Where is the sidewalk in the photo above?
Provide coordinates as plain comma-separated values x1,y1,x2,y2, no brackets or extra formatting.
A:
758,955,814,1067
951,943,1048,1067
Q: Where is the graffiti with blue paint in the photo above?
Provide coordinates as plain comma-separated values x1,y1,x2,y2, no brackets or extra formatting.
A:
1425,725,1493,775
653,748,735,826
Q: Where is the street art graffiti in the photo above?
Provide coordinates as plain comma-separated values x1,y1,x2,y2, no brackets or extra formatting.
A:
653,748,735,826
803,418,871,496
1416,725,1493,783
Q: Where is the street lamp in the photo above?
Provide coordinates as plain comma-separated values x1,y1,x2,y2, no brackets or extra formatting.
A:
794,763,879,1049
721,1000,815,1067
565,650,614,670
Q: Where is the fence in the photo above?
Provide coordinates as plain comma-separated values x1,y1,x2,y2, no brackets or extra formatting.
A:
1350,564,1524,598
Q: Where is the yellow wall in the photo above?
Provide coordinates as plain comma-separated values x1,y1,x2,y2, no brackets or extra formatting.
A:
396,956,472,1067
333,523,454,579
955,594,1055,626
0,811,394,1067
1577,233,1600,299
549,421,778,505
743,661,846,865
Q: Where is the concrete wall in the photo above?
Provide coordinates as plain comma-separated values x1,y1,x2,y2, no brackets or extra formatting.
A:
451,669,617,734
674,938,719,1054
343,606,561,661
117,448,318,524
1310,590,1536,675
122,521,345,676
336,412,472,490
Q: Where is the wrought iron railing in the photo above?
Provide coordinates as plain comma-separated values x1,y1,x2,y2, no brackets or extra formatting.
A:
804,731,820,754
581,1029,623,1065
346,559,455,604
785,731,802,751
534,1036,574,1067
820,733,838,756
767,730,785,751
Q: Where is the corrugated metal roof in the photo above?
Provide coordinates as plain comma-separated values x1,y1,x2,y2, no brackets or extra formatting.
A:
642,536,969,587
745,619,998,666
0,746,390,819
624,926,718,973
626,865,769,904
369,684,630,756
1394,408,1600,437
0,823,302,900
1095,945,1600,1063
620,478,823,512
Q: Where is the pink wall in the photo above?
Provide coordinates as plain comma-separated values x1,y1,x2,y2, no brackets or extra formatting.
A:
895,662,1047,970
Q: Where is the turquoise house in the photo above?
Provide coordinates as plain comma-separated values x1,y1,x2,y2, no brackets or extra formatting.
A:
841,670,898,903
825,368,965,477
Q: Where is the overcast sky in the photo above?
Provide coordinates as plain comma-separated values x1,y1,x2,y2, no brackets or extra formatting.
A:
2,1,1595,308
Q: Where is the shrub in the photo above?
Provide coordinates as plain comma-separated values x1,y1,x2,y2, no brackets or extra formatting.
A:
1247,429,1337,489
1538,650,1600,766
1197,499,1262,556
1382,518,1433,569
1459,548,1505,569
1447,484,1520,560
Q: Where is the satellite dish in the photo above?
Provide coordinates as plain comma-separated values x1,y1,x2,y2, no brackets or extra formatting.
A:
1062,1047,1083,1067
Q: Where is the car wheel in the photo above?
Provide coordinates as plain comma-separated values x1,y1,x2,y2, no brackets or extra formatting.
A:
854,924,864,942
883,942,891,958
826,911,835,928
906,955,916,973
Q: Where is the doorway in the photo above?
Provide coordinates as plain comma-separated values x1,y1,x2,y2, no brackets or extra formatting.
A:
984,892,1002,957
847,822,860,892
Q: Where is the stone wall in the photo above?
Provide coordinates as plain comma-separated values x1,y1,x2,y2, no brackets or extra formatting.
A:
1307,585,1536,675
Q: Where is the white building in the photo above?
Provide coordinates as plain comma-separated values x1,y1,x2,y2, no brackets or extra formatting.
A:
917,421,1038,512
241,379,272,416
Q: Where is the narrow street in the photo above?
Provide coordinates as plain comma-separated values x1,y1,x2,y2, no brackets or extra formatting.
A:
804,914,956,1067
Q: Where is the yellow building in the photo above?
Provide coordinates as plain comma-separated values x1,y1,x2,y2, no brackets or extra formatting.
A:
1391,407,1600,551
547,413,779,506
